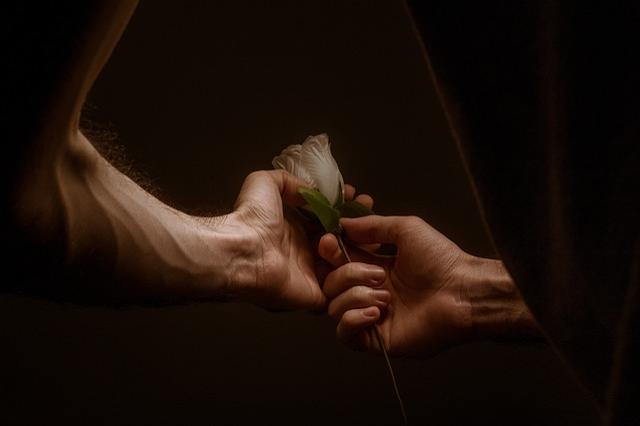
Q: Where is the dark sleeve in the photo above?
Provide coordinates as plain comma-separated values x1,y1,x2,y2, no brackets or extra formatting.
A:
407,1,640,424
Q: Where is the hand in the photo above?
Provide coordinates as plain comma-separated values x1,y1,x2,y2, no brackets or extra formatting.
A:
230,170,370,311
318,215,476,357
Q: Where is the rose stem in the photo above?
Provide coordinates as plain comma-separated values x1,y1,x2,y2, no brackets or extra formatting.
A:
336,234,408,425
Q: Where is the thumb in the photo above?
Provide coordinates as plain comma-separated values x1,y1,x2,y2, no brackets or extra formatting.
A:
234,170,309,212
340,215,406,245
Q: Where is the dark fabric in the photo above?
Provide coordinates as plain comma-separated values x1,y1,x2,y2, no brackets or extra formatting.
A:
407,1,639,424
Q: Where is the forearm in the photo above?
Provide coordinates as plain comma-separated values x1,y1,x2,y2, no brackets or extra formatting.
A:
460,255,542,340
6,1,270,305
14,132,260,303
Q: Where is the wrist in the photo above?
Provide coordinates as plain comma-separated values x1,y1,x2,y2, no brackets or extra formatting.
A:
186,213,262,303
460,255,541,341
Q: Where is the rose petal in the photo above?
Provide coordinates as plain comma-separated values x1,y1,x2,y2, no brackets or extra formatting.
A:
272,144,315,186
300,134,344,205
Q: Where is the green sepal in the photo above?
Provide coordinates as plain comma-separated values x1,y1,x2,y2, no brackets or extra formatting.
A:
337,200,374,218
298,187,341,234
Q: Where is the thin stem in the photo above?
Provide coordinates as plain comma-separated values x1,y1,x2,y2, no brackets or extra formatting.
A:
336,232,352,263
374,325,408,425
336,233,408,425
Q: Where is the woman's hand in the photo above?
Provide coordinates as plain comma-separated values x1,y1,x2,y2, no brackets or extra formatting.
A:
319,215,538,357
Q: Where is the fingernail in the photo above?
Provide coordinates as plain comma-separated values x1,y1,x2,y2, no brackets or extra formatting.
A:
372,289,391,303
362,265,386,285
363,307,379,318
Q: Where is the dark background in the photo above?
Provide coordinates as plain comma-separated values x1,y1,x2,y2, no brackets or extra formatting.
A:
1,1,599,425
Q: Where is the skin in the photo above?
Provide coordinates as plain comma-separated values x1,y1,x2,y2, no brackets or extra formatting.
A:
12,0,537,357
10,0,363,309
319,215,541,357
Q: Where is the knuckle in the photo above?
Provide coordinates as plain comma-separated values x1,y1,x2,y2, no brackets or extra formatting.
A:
344,262,365,282
393,215,424,237
342,263,356,284
354,285,372,301
272,169,287,180
407,215,423,226
246,170,266,182
344,263,357,280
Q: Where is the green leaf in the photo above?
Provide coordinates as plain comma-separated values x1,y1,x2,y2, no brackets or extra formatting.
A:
299,186,331,206
337,200,374,218
298,187,341,233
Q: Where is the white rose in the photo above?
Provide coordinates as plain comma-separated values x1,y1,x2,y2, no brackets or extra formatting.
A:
272,134,344,206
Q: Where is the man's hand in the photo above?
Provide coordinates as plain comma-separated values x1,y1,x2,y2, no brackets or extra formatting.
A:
229,169,324,310
223,169,372,311
318,215,539,357
12,124,346,310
